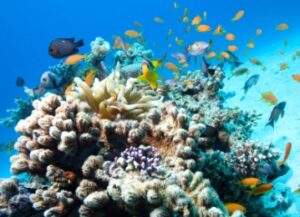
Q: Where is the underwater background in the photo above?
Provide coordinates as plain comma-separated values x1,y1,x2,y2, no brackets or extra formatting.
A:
0,0,300,216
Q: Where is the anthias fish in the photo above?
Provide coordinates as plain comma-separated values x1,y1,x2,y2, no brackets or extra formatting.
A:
49,38,84,59
266,101,286,128
241,74,259,100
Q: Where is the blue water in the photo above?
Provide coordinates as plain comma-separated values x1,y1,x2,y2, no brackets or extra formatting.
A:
0,0,300,215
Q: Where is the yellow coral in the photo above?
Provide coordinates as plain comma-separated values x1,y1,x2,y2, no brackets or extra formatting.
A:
67,63,163,120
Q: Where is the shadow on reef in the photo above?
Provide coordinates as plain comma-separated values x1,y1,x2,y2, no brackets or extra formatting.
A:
0,37,293,217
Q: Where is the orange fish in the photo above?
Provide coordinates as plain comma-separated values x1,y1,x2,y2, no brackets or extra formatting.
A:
249,183,273,196
277,142,292,166
292,74,300,82
221,51,230,59
65,54,87,65
197,24,211,32
280,63,288,71
250,58,263,66
165,62,179,72
228,45,238,52
213,25,226,35
205,51,216,59
256,28,263,36
225,203,246,214
182,16,189,23
64,83,74,95
232,10,245,21
247,39,255,48
125,30,141,38
239,177,261,187
226,33,235,41
191,15,201,25
276,23,288,31
85,69,96,86
261,92,278,105
154,17,164,23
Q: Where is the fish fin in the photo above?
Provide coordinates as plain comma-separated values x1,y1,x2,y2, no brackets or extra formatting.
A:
265,121,274,129
137,75,148,83
281,111,285,118
150,82,157,89
75,39,84,47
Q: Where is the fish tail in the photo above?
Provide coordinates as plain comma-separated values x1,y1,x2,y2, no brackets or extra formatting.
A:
75,39,84,47
265,121,274,129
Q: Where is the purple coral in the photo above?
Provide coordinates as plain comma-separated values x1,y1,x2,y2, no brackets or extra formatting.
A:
117,145,161,176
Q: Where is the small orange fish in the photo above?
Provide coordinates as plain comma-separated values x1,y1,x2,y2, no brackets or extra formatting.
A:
165,62,179,72
133,21,142,28
85,69,96,86
64,83,74,95
276,23,288,31
65,54,87,65
221,51,230,59
125,30,141,38
154,17,164,23
205,51,216,59
280,63,288,71
292,74,300,82
228,45,238,52
191,15,201,25
239,177,261,187
182,16,189,23
213,25,226,35
256,28,263,36
225,203,246,214
250,58,263,66
197,24,211,32
232,10,245,21
261,92,278,105
247,39,255,48
277,142,292,166
226,33,235,41
249,183,273,196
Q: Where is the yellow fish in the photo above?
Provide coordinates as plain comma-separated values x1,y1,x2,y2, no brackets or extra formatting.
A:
213,25,226,35
256,28,263,36
191,15,201,25
247,39,255,48
197,24,211,32
226,33,235,41
232,10,245,21
292,74,300,82
137,60,161,89
228,45,238,52
85,69,96,86
225,203,246,214
276,23,288,31
65,54,87,65
205,51,216,59
239,177,261,187
154,17,164,23
125,30,141,38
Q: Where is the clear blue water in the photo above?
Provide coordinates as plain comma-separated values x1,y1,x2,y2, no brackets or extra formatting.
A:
0,0,300,215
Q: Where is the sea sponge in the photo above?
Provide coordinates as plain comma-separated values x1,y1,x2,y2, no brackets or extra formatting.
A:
67,63,163,121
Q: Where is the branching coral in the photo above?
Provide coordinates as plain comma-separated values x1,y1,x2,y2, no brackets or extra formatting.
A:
67,63,163,120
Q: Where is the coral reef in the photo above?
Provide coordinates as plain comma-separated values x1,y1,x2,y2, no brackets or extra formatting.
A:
0,37,292,217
